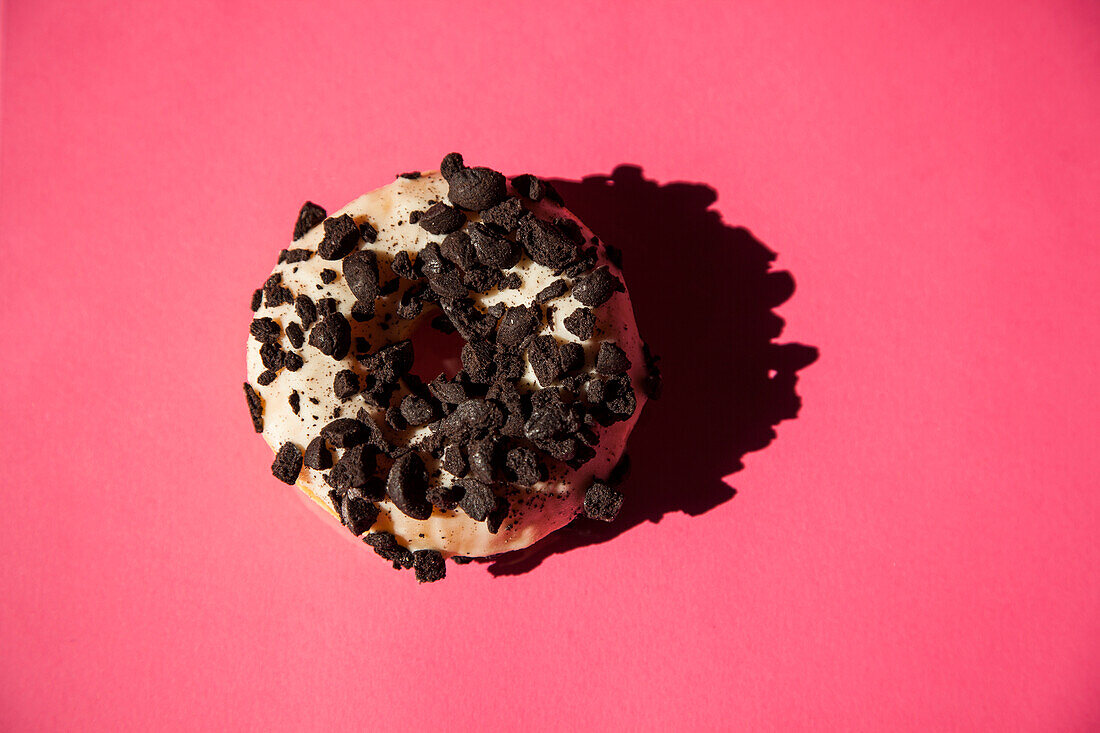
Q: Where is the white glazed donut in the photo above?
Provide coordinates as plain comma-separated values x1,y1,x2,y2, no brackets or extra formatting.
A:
244,155,658,581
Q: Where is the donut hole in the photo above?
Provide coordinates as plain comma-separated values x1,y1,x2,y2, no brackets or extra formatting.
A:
408,316,466,381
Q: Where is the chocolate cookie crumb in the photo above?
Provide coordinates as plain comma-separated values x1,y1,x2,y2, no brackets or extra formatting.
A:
499,272,522,290
271,443,302,485
535,279,567,304
559,341,585,374
444,158,507,211
527,335,563,386
387,452,432,520
318,214,360,260
359,220,378,243
295,294,317,328
320,269,338,284
452,555,474,565
413,550,446,583
480,197,526,232
260,343,284,370
286,322,305,349
583,482,623,521
304,436,332,470
340,494,379,536
417,201,466,235
249,317,280,343
257,369,277,386
308,313,351,360
280,248,312,264
505,446,544,485
442,444,466,476
293,201,326,240
458,479,496,521
516,217,578,270
399,171,421,179
343,250,379,303
250,289,263,312
326,443,378,491
564,308,595,340
288,391,301,415
595,342,631,375
243,383,264,432
363,532,414,569
572,266,624,307
400,394,435,426
283,352,304,371
333,370,360,401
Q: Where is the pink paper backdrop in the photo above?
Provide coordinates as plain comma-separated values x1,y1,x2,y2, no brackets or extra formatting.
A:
2,0,1097,730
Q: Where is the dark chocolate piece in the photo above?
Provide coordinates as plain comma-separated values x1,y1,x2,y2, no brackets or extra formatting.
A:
499,272,522,290
467,439,497,483
440,153,464,179
442,444,466,476
359,221,378,243
391,251,417,280
440,230,477,270
510,173,561,204
444,159,507,211
359,339,413,383
559,341,585,374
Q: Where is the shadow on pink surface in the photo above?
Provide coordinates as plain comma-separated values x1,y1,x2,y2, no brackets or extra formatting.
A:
481,165,819,576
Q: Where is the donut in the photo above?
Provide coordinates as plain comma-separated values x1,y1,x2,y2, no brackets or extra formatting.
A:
244,154,660,581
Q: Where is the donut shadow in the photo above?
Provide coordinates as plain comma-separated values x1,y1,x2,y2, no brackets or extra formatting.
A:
475,165,819,577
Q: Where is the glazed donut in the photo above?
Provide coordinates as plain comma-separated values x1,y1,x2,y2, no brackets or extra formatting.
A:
244,154,660,581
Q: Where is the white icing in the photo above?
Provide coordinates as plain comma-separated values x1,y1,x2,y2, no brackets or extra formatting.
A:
246,172,648,557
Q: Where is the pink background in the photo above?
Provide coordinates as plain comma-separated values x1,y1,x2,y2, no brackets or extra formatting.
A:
2,0,1098,730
